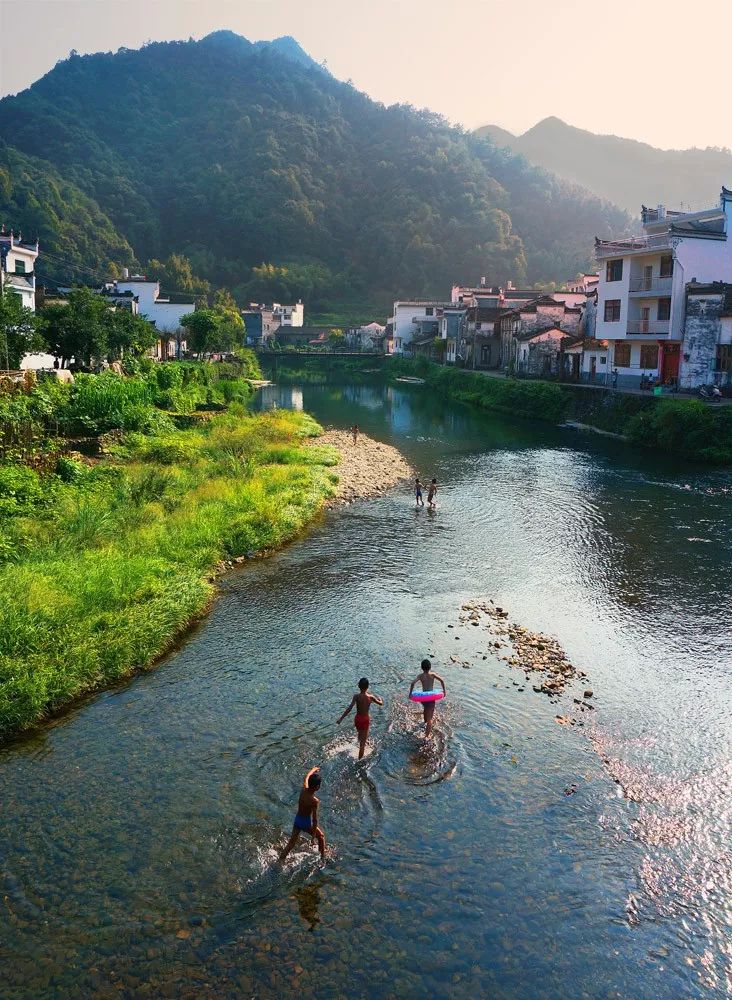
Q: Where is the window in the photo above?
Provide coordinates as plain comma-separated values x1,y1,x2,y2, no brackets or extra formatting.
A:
425,307,434,316
659,255,674,278
640,345,659,369
606,259,623,282
604,299,621,322
717,345,732,373
600,357,607,364
614,343,631,366
657,297,671,321
14,260,25,274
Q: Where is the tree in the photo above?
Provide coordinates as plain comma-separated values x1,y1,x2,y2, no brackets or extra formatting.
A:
328,328,345,350
107,309,158,358
212,287,238,312
40,288,110,367
180,309,226,355
146,254,210,298
0,291,45,369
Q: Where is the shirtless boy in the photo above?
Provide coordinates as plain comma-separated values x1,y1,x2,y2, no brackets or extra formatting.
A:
415,478,424,507
337,677,384,759
427,478,438,508
409,658,446,737
279,766,326,861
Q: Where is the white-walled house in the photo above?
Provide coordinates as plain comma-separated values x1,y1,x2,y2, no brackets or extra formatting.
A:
388,301,454,354
1,229,38,313
272,301,304,327
595,189,732,387
113,276,195,333
111,275,195,360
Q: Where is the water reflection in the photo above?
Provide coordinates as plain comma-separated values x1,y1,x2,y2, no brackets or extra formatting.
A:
0,381,730,999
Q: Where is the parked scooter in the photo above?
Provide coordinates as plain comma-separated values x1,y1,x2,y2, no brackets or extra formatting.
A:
699,384,722,402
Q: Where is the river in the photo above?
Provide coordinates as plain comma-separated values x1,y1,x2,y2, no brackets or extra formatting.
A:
1,382,731,999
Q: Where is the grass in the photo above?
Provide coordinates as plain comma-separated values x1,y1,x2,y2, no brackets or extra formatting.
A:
0,406,339,739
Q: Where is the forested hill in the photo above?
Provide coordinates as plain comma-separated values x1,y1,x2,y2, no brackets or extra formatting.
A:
0,33,628,309
477,117,732,216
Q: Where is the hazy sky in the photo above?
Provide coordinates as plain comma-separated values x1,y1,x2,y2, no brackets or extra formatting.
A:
1,0,729,150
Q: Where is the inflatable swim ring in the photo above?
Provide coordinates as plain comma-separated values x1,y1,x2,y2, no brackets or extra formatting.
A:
409,689,445,703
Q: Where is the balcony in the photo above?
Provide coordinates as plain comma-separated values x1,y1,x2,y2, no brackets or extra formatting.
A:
628,276,673,295
595,232,672,259
626,320,670,337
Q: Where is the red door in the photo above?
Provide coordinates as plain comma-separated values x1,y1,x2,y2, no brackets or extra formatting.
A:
660,342,680,383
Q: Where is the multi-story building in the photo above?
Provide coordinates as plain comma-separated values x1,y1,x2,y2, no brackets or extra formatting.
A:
0,228,38,312
595,189,732,387
388,301,455,354
272,301,304,327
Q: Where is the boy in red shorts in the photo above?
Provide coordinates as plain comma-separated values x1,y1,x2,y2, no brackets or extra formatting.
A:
337,677,383,759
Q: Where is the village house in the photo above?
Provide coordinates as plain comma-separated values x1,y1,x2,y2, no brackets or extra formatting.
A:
561,337,609,383
388,301,456,355
595,188,732,388
345,322,387,352
0,228,38,313
512,327,583,377
110,273,195,359
567,273,600,294
680,282,732,389
243,300,304,347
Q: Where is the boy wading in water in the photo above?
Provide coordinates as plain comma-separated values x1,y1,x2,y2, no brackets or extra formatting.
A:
415,478,424,508
427,478,438,509
409,658,446,738
337,677,383,759
279,766,326,861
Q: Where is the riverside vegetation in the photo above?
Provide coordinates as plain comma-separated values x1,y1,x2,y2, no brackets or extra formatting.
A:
0,356,343,739
387,357,732,464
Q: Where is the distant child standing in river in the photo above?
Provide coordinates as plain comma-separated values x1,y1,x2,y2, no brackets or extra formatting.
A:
415,478,424,507
337,677,383,759
427,478,438,508
279,766,326,861
409,659,446,737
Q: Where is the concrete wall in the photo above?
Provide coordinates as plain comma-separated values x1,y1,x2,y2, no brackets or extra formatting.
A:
679,292,723,389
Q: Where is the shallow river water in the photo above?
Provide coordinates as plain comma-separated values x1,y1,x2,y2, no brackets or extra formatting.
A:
1,382,731,1000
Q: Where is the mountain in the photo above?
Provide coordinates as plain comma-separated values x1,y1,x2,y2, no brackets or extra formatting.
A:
0,35,628,309
0,141,134,284
476,117,732,216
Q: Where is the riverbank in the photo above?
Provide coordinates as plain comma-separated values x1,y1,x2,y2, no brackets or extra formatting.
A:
0,381,416,739
387,357,732,464
311,429,413,505
0,406,338,739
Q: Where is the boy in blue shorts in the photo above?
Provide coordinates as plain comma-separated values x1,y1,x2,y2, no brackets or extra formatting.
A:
279,766,326,860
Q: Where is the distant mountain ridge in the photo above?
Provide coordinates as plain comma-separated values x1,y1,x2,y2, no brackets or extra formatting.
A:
476,117,732,215
0,35,628,309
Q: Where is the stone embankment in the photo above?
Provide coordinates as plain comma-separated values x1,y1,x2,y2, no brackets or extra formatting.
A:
314,429,414,506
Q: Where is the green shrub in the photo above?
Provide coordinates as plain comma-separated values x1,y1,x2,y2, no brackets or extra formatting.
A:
0,464,46,515
55,456,85,483
387,359,569,423
626,398,732,463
